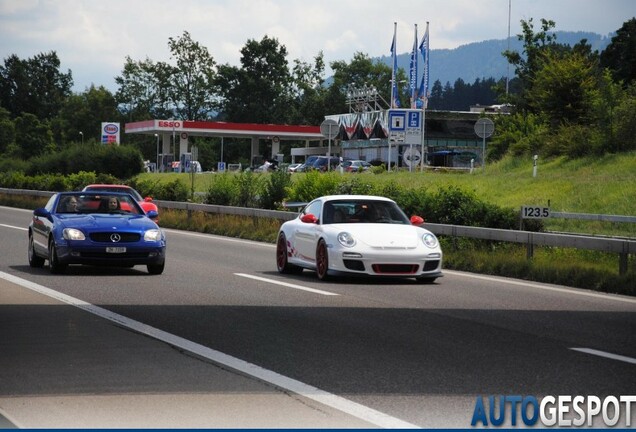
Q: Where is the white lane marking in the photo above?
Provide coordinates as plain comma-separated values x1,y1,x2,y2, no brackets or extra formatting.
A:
443,269,636,304
0,271,416,429
235,273,339,296
0,223,27,231
570,347,636,365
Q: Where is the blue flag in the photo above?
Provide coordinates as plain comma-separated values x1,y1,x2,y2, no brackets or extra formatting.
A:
390,23,400,108
409,24,418,108
418,22,430,108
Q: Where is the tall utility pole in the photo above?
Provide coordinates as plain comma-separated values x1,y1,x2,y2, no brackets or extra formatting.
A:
506,0,511,96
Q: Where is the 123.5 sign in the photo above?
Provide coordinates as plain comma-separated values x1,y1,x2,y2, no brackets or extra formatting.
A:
521,206,550,219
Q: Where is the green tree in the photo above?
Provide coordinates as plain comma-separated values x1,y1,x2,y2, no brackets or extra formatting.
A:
115,31,217,122
14,113,54,159
329,52,397,112
529,50,596,127
216,36,293,123
428,80,444,109
502,18,558,111
167,31,217,120
115,56,168,122
0,51,73,120
0,107,15,154
287,52,329,125
612,83,636,152
55,85,119,147
591,69,624,152
600,18,636,85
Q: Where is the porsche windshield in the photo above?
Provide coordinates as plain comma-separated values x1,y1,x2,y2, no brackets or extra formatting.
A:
323,200,410,224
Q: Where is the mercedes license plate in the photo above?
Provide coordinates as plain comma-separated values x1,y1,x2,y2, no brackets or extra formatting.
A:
106,247,126,253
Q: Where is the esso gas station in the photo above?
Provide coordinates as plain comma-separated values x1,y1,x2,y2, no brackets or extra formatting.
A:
124,119,329,172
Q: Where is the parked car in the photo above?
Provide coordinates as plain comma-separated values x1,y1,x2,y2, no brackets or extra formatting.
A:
298,156,319,171
311,156,341,171
28,191,166,274
294,163,309,172
287,163,302,173
341,160,371,172
276,195,443,282
185,160,202,173
82,184,159,221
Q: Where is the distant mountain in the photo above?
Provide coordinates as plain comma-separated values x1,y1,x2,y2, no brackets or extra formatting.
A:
377,31,614,87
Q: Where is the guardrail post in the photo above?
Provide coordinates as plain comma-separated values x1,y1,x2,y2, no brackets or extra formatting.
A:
526,233,534,260
186,202,192,221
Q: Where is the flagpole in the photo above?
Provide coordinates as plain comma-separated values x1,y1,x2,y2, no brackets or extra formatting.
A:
388,22,398,173
390,22,397,108
421,104,426,172
410,24,418,109
419,21,429,172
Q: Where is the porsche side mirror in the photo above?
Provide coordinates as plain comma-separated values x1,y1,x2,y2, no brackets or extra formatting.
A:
300,213,318,224
410,215,425,225
144,196,153,202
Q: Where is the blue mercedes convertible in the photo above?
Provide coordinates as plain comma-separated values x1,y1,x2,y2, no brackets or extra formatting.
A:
28,191,166,274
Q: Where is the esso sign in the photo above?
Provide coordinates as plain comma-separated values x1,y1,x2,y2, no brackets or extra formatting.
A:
103,124,119,134
158,121,182,128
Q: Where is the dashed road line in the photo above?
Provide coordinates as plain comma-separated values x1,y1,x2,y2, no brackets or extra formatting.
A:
235,273,339,296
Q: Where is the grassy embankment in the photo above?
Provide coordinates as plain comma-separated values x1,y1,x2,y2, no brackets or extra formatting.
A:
134,153,636,295
139,153,636,237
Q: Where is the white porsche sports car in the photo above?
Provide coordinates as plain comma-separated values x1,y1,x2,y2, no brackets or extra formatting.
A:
276,195,443,282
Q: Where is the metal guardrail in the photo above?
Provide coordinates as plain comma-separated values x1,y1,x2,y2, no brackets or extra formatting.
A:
551,211,636,224
154,199,634,275
2,188,634,275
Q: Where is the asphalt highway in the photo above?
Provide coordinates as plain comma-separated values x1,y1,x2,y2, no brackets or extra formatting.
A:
0,205,634,428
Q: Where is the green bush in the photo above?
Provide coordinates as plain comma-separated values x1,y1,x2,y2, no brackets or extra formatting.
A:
394,186,431,218
66,171,98,190
27,143,144,179
287,171,341,202
234,171,263,208
261,169,292,209
157,178,189,201
335,177,374,195
205,173,237,206
129,177,164,200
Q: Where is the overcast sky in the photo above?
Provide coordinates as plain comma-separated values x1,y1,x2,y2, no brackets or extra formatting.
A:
1,0,634,93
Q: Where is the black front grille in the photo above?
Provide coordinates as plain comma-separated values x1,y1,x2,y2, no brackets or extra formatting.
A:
423,260,440,271
343,260,365,271
90,232,141,243
372,264,418,274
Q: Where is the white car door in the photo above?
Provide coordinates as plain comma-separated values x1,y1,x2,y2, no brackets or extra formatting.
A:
294,200,323,263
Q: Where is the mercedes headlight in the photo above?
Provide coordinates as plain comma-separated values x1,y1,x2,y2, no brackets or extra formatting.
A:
337,232,356,247
422,233,438,248
144,229,162,242
63,228,85,240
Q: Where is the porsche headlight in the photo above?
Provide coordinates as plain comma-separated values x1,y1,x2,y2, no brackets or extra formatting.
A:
144,229,162,242
422,233,438,248
63,228,85,240
337,232,356,247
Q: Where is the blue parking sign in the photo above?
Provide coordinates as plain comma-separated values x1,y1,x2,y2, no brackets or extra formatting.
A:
408,111,421,128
